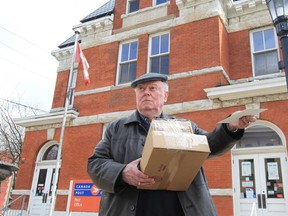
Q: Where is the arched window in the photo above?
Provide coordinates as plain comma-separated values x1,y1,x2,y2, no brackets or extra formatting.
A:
42,144,58,160
236,125,282,149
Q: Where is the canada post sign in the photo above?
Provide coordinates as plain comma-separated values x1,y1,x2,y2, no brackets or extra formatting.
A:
74,183,102,196
69,180,102,212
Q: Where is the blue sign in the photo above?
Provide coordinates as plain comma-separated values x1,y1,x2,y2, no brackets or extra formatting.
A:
74,183,102,196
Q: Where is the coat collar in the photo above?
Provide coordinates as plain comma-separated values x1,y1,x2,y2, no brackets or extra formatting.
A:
123,110,172,125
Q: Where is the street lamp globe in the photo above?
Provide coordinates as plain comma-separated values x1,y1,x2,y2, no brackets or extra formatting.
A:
266,0,288,36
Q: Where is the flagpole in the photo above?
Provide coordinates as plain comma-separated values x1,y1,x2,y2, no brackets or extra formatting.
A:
49,31,80,216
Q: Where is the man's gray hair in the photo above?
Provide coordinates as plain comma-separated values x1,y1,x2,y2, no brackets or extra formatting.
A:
163,82,169,92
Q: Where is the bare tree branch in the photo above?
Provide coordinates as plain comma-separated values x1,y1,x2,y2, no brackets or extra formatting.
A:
0,99,44,164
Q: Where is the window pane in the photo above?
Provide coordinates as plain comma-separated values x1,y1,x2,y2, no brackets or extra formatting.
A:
121,43,129,62
119,62,136,84
236,125,282,149
129,0,139,13
266,51,279,73
130,41,138,60
36,169,47,196
129,62,137,81
239,159,256,199
264,29,276,49
151,57,160,73
156,0,167,5
254,51,278,76
160,34,169,53
151,36,160,55
120,64,129,83
265,158,284,199
253,31,264,52
254,53,267,76
160,55,169,74
43,145,58,160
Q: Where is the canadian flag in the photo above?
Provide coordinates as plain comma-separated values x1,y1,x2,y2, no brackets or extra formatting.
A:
75,42,90,85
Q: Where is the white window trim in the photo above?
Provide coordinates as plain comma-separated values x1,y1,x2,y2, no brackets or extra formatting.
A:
250,26,280,78
116,39,139,86
147,31,170,74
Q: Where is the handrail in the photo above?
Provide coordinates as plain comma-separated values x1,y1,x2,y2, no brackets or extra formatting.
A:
0,194,27,216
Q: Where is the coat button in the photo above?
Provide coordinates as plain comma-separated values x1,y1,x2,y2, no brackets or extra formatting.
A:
129,205,135,211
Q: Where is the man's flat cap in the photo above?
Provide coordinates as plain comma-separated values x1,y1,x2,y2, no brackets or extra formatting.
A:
131,73,168,88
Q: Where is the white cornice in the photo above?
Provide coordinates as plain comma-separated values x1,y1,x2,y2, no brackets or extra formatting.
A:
51,15,114,62
227,0,267,13
226,0,272,32
204,77,287,101
72,15,114,35
14,109,79,128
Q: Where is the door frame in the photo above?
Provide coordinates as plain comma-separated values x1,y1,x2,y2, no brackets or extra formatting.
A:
232,121,288,216
27,141,59,215
233,152,288,216
28,162,57,215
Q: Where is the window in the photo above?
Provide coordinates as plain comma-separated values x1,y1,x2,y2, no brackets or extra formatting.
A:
149,33,170,75
251,28,279,77
154,0,168,5
236,125,282,149
118,40,138,84
42,144,58,160
127,0,139,13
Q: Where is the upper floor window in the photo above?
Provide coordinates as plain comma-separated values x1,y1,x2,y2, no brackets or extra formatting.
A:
250,28,279,77
117,40,138,84
149,32,170,75
127,0,139,13
154,0,168,5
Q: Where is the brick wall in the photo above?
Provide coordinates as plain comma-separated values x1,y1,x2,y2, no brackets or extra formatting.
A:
228,30,252,80
170,17,223,73
13,0,288,215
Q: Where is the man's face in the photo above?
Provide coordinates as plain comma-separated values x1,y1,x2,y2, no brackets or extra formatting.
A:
135,80,168,117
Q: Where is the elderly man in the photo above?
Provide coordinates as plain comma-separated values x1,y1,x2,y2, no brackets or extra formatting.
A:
87,73,256,216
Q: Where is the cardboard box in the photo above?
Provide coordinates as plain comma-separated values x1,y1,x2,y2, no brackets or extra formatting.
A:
139,119,210,191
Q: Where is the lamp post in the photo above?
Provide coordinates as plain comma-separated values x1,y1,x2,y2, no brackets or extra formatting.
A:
266,0,288,90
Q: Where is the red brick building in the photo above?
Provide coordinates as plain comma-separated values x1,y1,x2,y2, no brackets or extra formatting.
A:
13,0,288,215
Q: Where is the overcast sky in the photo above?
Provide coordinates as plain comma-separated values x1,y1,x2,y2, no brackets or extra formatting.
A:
0,0,109,113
